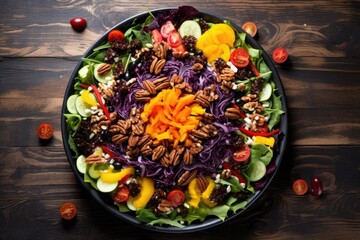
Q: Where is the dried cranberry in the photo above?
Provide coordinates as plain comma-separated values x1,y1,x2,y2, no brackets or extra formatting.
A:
70,17,87,32
311,178,323,197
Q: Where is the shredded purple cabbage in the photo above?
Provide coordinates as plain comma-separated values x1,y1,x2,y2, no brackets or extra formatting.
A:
109,57,242,186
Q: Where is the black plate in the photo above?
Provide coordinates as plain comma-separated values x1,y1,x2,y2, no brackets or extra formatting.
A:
61,8,288,233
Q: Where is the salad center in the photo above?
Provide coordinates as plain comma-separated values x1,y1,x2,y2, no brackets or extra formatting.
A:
141,87,205,149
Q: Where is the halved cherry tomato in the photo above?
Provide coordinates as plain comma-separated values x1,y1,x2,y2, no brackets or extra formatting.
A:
272,47,288,64
167,189,185,207
230,48,250,68
37,123,54,140
167,31,182,48
112,186,130,203
160,21,176,39
242,22,257,37
151,29,163,44
60,202,77,220
108,30,125,43
292,179,308,196
233,144,251,162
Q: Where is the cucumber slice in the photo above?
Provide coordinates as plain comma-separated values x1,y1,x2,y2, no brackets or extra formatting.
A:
96,178,118,193
259,83,272,102
76,155,87,174
245,160,266,182
126,199,137,211
94,63,113,83
88,164,101,179
78,65,93,84
66,94,79,114
178,20,202,39
75,95,92,117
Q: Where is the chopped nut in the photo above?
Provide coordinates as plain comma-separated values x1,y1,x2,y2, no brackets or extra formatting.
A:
191,63,203,71
197,176,209,193
112,134,129,145
142,80,157,95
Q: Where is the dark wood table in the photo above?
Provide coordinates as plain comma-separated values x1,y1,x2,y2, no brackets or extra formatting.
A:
1,1,359,239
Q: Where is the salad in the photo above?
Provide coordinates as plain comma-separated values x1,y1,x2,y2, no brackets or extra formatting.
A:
63,6,285,228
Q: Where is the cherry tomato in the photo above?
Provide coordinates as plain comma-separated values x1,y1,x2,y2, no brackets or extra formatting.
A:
37,123,54,140
112,186,130,203
60,202,77,220
242,22,257,37
272,47,288,64
70,17,87,32
151,29,163,44
167,31,182,48
167,189,185,207
232,144,251,162
160,21,176,39
230,48,250,68
311,178,323,197
108,30,125,43
292,179,308,196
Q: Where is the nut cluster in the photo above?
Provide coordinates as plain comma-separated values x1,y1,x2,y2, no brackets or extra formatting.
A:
215,65,236,92
241,93,266,131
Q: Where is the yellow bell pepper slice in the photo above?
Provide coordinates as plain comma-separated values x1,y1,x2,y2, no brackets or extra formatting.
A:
131,177,155,209
81,89,97,106
187,178,202,208
253,136,275,148
100,167,135,183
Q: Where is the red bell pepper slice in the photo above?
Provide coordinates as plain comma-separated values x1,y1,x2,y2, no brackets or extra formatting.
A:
239,126,280,137
249,61,260,77
223,162,247,185
232,103,247,119
91,84,111,120
80,83,91,89
100,145,116,158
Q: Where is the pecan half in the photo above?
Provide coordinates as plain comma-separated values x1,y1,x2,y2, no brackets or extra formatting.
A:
196,176,209,193
109,124,127,135
157,199,173,213
191,129,209,139
97,63,112,75
225,107,242,119
152,145,166,161
154,59,166,75
138,134,152,148
112,134,129,145
177,169,198,186
189,143,203,155
85,153,106,164
191,63,203,71
128,134,140,148
183,148,193,165
131,121,145,135
140,145,153,156
169,147,183,166
134,89,151,102
142,80,157,95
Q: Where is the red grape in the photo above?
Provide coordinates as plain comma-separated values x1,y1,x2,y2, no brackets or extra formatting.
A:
311,178,323,197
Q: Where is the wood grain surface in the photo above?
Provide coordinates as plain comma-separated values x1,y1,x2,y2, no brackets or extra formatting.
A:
1,0,359,239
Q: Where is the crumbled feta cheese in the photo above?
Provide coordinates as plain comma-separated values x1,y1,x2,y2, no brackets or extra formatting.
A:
226,185,231,193
84,109,91,114
246,137,254,145
245,117,252,124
